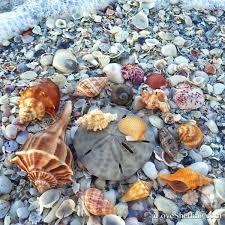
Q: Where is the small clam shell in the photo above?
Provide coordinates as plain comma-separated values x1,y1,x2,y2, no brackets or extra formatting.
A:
0,176,12,194
55,19,67,28
131,11,148,30
149,115,164,129
55,199,76,219
103,63,124,84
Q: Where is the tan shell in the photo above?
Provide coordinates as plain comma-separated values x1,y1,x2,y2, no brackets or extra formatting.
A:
76,109,117,131
10,101,73,193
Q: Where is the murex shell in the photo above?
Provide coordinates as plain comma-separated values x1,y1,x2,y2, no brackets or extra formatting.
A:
11,101,73,193
18,79,60,124
73,106,156,180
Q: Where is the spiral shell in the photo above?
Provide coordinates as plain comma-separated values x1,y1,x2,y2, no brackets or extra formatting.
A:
73,77,108,97
76,109,117,131
18,79,60,124
10,101,73,193
178,123,204,148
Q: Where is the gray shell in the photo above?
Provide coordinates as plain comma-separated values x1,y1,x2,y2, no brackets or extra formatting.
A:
73,106,157,181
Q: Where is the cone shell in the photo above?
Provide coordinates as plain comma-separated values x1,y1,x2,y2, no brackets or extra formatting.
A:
73,77,108,97
10,101,73,193
76,109,117,131
178,123,203,148
18,79,60,124
141,90,170,113
158,167,213,192
81,188,116,216
122,179,153,202
118,116,147,141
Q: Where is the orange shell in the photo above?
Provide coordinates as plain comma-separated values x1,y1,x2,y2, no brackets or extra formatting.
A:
122,179,153,202
158,167,213,192
178,123,204,148
11,101,73,193
81,188,116,216
118,116,147,141
18,79,60,124
73,77,108,97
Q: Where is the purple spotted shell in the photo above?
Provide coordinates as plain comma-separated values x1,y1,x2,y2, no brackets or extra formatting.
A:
121,64,144,85
173,83,205,110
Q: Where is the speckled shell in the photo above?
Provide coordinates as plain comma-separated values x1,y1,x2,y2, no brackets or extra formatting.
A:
122,179,153,202
73,77,108,97
118,116,147,141
178,123,204,148
10,101,73,193
145,73,168,89
158,167,213,192
141,90,170,113
81,188,116,216
173,83,205,110
76,109,117,131
18,79,60,124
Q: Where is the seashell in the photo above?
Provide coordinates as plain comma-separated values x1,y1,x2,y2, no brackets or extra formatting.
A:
131,11,148,30
162,112,181,124
168,75,187,86
154,59,167,70
73,77,108,97
76,109,117,131
115,202,128,219
55,19,67,28
204,63,216,75
10,101,74,193
148,115,164,129
81,188,116,216
142,162,158,180
201,185,218,211
173,83,205,110
161,44,177,57
18,79,60,124
111,84,133,106
158,167,213,192
141,90,170,113
188,76,205,87
118,116,147,141
103,63,124,84
55,199,76,219
159,127,179,159
181,190,199,205
145,73,168,89
53,49,77,73
0,176,12,194
208,208,225,225
121,64,145,85
178,123,204,148
214,178,225,203
122,179,153,202
103,215,126,225
0,200,10,219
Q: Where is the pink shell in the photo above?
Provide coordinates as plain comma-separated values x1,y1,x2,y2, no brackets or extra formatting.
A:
173,84,205,110
121,64,144,85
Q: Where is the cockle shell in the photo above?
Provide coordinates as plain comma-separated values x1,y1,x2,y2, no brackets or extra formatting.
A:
158,167,213,192
76,109,117,131
178,123,204,148
18,79,60,124
122,179,153,202
10,101,73,193
118,116,147,141
73,77,108,97
81,188,116,216
141,90,170,113
145,73,168,89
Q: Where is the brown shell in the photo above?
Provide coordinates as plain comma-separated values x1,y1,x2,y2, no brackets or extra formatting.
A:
178,123,203,148
158,167,213,192
81,188,116,216
18,79,60,124
10,101,73,193
145,73,168,89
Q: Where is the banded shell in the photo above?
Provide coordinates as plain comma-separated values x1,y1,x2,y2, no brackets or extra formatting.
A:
81,188,116,216
118,116,147,141
145,73,168,89
178,123,204,148
76,109,117,131
10,101,73,193
122,179,153,202
158,167,213,192
18,79,60,124
73,77,108,97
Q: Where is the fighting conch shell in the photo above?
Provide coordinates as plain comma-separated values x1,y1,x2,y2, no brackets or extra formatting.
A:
18,79,60,124
76,109,117,131
11,101,74,193
158,167,213,192
122,179,153,202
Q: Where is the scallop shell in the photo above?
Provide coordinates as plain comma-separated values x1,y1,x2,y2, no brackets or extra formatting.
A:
141,90,170,113
178,123,204,148
145,73,168,89
73,77,108,97
122,179,153,202
111,84,133,106
158,167,213,192
10,101,73,193
76,109,117,131
118,116,147,141
18,79,60,124
81,188,116,216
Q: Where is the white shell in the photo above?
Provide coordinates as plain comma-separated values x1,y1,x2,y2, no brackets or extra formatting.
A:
115,30,129,43
142,161,158,180
55,19,67,28
103,215,125,225
188,162,209,176
0,200,10,219
214,178,225,203
55,199,76,219
131,11,149,30
148,115,164,129
201,185,219,210
103,63,124,84
115,202,128,219
161,44,177,57
168,75,187,86
0,176,12,194
205,120,219,133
